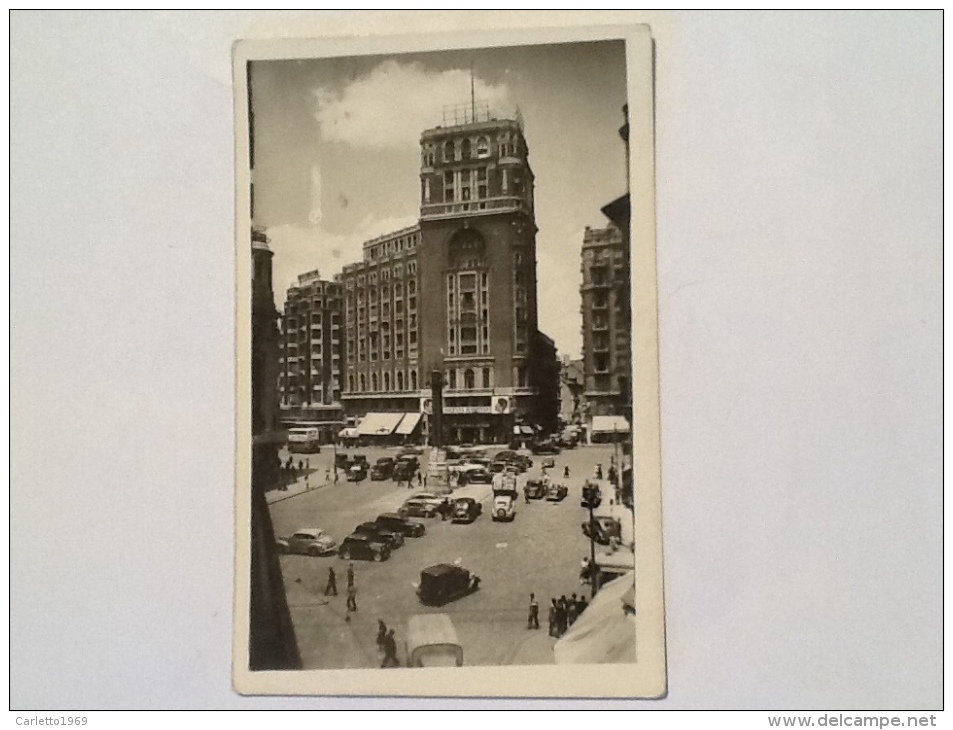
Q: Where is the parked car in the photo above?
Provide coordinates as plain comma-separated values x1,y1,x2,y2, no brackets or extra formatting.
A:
416,564,481,606
335,453,351,470
375,512,426,538
405,613,463,667
541,456,556,469
354,521,404,550
492,493,517,522
392,462,416,482
347,463,367,482
276,528,337,557
581,515,622,546
531,439,561,455
370,457,395,481
523,480,547,500
399,496,441,519
490,460,508,473
338,532,391,562
463,467,493,485
451,497,482,524
545,482,569,502
398,445,424,456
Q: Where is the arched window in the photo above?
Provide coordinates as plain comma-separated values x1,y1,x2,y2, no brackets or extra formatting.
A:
348,374,354,392
411,370,418,391
464,368,475,390
397,371,404,390
449,370,457,390
359,373,366,391
461,138,472,160
476,137,489,157
384,372,391,391
371,373,378,391
444,140,455,162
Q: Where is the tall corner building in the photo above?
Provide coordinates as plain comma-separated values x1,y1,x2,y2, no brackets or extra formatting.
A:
340,108,558,443
277,270,345,442
580,222,631,419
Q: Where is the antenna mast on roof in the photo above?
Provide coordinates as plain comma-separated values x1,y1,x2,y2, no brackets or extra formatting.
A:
470,61,476,123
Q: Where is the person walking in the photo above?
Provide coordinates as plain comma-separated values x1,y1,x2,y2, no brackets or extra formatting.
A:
564,465,570,479
527,593,540,630
376,620,388,652
346,583,358,614
417,471,422,486
557,596,568,636
381,629,400,668
324,567,338,596
347,563,355,591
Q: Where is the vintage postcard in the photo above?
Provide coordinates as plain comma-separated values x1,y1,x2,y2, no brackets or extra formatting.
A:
233,21,664,698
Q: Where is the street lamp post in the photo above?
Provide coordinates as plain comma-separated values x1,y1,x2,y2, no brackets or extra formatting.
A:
588,498,597,599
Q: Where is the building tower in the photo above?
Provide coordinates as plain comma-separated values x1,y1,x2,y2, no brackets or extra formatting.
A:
415,106,541,443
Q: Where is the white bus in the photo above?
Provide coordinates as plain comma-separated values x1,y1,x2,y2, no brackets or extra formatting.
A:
286,427,321,454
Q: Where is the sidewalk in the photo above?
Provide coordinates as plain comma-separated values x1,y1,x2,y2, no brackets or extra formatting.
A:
266,471,337,505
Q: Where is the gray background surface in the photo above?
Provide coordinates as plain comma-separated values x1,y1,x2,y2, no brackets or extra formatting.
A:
10,10,943,709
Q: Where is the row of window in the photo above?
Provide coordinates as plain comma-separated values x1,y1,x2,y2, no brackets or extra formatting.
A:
421,133,522,167
365,233,419,261
348,369,419,393
348,264,417,289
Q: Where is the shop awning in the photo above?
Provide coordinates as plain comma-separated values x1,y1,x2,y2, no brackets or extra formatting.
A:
591,415,630,434
337,427,359,439
356,412,405,436
395,412,423,435
553,571,636,665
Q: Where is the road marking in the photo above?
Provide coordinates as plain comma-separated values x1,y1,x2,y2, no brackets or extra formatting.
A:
495,542,508,549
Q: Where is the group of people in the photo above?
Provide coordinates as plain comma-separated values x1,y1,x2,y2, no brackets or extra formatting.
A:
545,593,588,637
376,620,400,668
276,457,310,491
323,563,359,618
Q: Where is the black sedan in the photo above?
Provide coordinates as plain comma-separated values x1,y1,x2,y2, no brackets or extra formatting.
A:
338,533,391,562
375,512,426,538
464,468,493,485
354,522,405,550
451,497,482,524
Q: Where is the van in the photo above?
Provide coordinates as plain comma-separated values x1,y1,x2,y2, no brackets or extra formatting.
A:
405,613,463,667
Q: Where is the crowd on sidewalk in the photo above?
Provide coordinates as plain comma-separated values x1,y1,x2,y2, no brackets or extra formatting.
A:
525,592,588,637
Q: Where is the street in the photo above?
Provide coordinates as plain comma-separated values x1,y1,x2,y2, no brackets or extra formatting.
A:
268,443,633,669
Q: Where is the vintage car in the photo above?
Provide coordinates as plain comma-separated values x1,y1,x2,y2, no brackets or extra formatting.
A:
523,479,547,500
399,493,445,519
451,497,482,524
545,482,569,502
416,564,481,606
581,515,623,546
491,493,517,522
338,532,391,562
530,439,561,456
581,483,603,509
490,460,508,473
462,467,493,485
347,463,368,482
334,453,351,470
370,457,395,481
541,456,556,469
397,445,425,456
276,528,337,557
354,521,405,550
375,512,426,538
405,613,463,667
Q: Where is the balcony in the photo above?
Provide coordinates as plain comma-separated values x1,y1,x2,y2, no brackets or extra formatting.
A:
420,195,530,221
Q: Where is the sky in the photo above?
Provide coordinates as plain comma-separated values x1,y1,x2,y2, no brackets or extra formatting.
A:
250,40,628,359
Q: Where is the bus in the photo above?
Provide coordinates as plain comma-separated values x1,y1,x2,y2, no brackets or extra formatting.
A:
286,427,321,454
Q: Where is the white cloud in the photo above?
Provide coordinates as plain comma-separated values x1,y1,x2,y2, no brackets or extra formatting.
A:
267,214,418,309
313,60,514,149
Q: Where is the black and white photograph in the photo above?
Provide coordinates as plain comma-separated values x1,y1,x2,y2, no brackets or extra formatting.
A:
235,24,665,697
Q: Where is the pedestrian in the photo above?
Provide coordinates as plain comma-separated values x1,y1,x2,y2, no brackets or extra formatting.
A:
564,465,570,479
524,485,530,504
555,598,567,637
548,599,558,637
576,595,588,617
441,498,451,521
305,458,310,471
324,567,338,596
527,593,540,630
596,464,603,480
423,473,428,487
346,583,358,613
396,472,403,488
417,471,422,486
347,563,355,591
567,595,578,627
325,467,330,482
376,619,388,651
381,629,400,668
